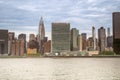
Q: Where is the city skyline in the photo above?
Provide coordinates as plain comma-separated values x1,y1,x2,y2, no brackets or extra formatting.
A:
0,0,120,40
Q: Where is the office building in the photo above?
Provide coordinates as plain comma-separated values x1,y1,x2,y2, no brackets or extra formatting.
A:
41,37,48,53
107,36,113,48
106,28,113,49
16,39,25,56
87,37,93,51
8,32,15,55
42,40,51,53
81,33,87,50
11,40,16,55
0,30,8,55
92,26,96,50
8,32,25,56
78,35,82,51
98,27,106,52
18,33,26,53
10,39,25,56
52,23,70,53
8,32,15,40
71,28,79,51
113,12,120,54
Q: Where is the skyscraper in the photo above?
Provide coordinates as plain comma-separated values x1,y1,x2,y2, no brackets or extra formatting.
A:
107,28,113,49
8,32,15,55
52,23,70,53
81,33,87,50
42,40,51,53
92,26,96,50
15,39,25,56
113,12,120,54
0,30,8,55
8,32,15,40
71,28,79,51
78,35,83,51
18,33,26,53
38,17,45,53
107,36,113,48
98,27,106,52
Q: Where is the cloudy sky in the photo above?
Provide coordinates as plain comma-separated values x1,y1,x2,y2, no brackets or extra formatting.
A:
0,0,120,40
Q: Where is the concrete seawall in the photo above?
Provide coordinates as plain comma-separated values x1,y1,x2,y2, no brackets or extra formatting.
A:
0,55,120,58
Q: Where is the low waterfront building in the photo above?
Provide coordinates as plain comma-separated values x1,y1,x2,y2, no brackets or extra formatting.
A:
27,48,37,54
88,51,99,56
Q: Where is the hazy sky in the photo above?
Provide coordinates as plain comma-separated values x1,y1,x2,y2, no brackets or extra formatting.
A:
0,0,120,40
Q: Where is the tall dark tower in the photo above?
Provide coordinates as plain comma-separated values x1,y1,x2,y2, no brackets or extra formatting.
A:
38,17,45,53
113,12,120,54
0,30,8,55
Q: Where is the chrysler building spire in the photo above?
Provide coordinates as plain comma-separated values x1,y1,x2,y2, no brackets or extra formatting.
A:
39,17,45,39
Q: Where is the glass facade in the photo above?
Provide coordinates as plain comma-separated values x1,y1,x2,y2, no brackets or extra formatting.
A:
52,23,70,53
71,28,79,51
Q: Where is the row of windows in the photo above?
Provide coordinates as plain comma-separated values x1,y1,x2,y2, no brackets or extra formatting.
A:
52,35,70,41
52,26,70,33
52,45,70,51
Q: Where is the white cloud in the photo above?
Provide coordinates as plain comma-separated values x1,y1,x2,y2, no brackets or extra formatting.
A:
88,7,106,12
18,5,38,12
0,0,118,39
84,14,104,17
87,0,97,3
62,17,92,26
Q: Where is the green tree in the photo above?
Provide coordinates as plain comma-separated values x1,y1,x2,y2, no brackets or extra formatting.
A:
99,51,115,55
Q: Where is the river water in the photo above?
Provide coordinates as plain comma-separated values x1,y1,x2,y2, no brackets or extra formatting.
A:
0,58,120,80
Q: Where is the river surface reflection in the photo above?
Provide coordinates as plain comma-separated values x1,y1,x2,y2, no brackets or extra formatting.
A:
0,58,120,80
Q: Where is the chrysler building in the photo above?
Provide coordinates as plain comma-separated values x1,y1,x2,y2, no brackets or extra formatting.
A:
38,17,45,53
